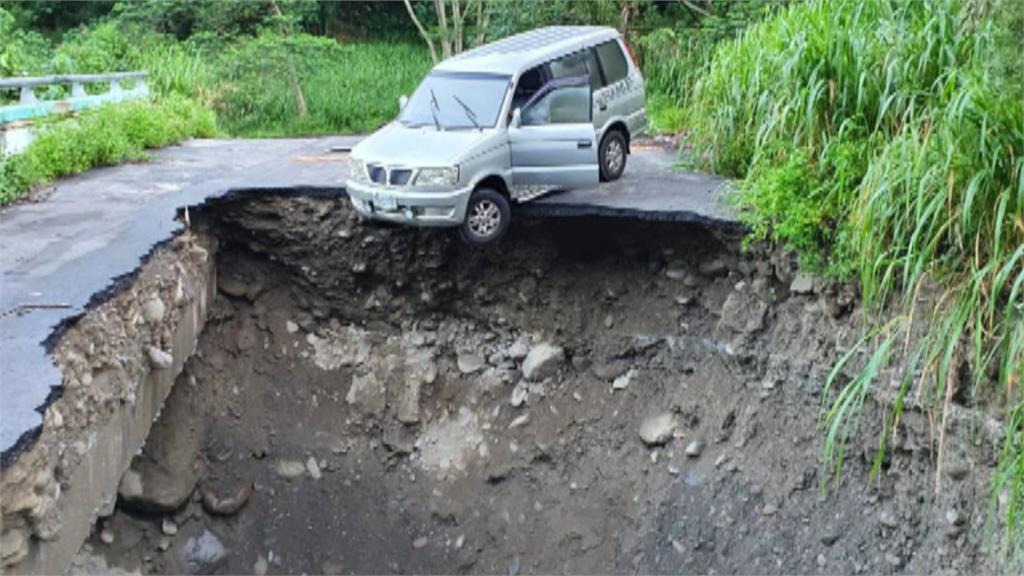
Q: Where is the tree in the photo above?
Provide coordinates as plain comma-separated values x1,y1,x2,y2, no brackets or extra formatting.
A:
402,0,489,63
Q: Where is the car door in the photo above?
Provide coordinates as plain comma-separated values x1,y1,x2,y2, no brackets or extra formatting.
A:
507,75,599,189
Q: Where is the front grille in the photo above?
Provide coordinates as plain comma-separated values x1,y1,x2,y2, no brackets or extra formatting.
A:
367,164,386,184
389,169,413,186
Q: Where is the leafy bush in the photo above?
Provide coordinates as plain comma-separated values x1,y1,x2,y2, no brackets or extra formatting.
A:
0,96,216,205
686,0,1023,565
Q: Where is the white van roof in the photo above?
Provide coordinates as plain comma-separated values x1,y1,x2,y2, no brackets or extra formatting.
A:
434,26,620,76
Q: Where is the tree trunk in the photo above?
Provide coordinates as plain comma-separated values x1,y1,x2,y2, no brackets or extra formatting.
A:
475,0,488,47
434,0,452,59
403,0,439,62
270,0,307,118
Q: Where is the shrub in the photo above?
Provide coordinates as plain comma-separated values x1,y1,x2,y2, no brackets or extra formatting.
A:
0,96,216,206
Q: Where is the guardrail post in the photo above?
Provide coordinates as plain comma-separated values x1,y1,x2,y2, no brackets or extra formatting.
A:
19,86,37,105
71,82,86,99
109,80,123,96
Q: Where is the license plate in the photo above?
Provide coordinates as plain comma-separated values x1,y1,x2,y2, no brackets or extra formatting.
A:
372,191,397,211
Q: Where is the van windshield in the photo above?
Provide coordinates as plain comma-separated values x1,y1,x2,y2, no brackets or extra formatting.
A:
399,71,510,130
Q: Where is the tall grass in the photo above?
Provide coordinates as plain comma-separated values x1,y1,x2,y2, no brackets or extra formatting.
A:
685,0,1023,566
0,96,216,205
212,36,431,137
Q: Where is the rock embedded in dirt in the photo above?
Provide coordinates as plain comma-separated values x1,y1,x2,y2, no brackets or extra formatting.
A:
285,320,299,334
161,518,178,537
457,352,486,374
789,273,815,295
510,383,528,408
275,460,306,480
142,297,167,324
879,510,899,528
506,337,530,360
99,528,114,545
253,555,268,576
718,288,768,334
397,379,423,424
179,528,227,575
147,346,174,369
1,528,28,567
201,482,253,516
613,368,637,390
521,343,564,381
639,413,676,447
699,258,729,277
306,457,322,480
346,371,386,419
685,439,705,457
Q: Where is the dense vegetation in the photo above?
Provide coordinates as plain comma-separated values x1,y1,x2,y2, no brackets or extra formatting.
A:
684,0,1022,565
1,0,1020,566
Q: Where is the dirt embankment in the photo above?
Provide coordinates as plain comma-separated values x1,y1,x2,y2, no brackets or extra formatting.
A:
57,195,1001,574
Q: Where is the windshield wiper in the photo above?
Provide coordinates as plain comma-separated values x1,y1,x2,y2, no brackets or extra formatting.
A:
451,94,480,131
428,88,442,131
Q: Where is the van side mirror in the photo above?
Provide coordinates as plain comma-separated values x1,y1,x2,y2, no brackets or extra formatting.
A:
511,107,522,128
398,95,409,110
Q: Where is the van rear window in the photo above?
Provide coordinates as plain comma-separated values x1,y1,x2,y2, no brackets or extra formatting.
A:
595,40,628,85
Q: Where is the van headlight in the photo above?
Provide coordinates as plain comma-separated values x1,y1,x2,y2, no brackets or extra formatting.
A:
348,157,368,182
414,166,459,186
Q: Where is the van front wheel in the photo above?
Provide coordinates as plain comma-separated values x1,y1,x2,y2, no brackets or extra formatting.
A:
459,188,510,245
599,130,627,182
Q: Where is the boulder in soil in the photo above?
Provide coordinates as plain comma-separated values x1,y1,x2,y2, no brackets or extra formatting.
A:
521,343,564,381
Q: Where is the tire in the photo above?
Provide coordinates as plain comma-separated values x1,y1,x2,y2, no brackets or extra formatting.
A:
599,129,628,182
458,188,511,245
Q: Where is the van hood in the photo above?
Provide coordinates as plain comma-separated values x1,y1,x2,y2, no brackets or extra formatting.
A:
352,122,492,167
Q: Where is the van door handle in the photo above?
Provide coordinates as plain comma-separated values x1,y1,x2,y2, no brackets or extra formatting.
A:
599,103,608,111
577,140,592,149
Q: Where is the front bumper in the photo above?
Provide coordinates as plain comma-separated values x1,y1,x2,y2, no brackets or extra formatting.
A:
345,179,473,227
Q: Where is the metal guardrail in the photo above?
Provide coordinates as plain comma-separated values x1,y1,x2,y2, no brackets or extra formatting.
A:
0,71,149,125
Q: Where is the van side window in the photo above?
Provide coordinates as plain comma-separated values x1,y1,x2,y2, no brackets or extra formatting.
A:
548,50,602,91
595,40,629,85
522,84,590,126
511,65,546,113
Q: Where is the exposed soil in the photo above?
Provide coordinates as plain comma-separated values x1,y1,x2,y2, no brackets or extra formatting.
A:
72,196,999,575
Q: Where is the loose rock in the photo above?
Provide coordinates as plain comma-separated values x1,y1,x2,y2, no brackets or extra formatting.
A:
521,343,564,381
346,371,386,419
639,413,676,446
147,346,174,369
685,439,704,457
253,555,268,576
275,460,306,480
457,352,486,374
99,529,114,545
306,456,322,480
613,368,637,390
179,529,227,575
510,383,528,408
161,518,178,537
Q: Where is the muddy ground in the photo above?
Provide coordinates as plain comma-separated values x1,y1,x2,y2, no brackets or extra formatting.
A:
71,196,999,575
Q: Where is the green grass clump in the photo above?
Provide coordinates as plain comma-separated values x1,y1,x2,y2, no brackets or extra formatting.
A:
685,0,1022,566
212,35,431,137
1,96,216,205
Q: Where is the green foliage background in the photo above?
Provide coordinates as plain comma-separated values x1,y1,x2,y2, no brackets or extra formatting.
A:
1,0,1021,566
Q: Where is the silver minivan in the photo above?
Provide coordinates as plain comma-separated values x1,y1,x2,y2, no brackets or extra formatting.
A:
346,26,646,244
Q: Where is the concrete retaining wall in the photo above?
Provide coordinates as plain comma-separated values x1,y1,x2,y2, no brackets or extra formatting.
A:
1,235,216,575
